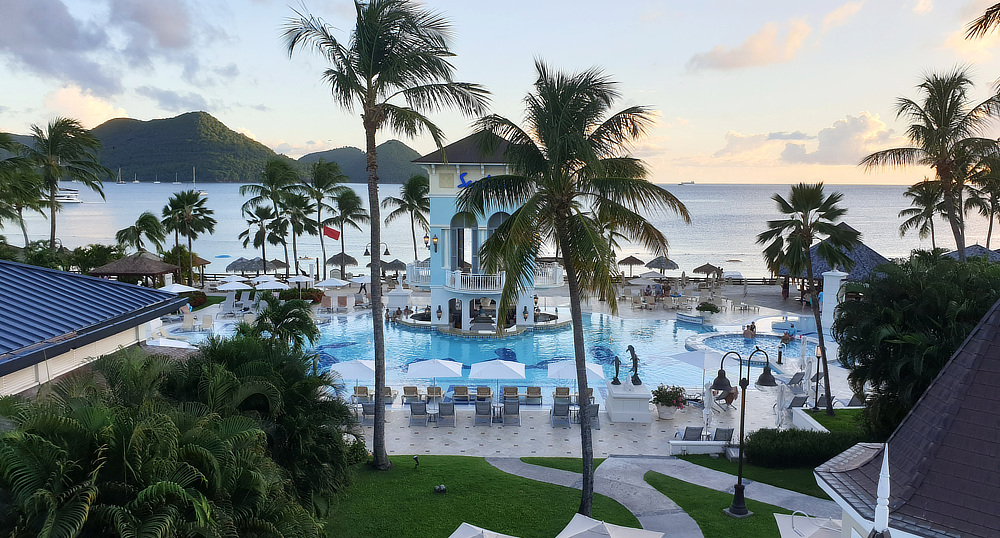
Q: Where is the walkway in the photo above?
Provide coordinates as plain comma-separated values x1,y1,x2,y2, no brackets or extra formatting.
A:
486,456,839,536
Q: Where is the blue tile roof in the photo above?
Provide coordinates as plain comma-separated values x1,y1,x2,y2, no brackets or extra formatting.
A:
0,260,185,374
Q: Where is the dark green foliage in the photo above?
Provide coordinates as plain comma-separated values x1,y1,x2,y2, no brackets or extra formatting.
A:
68,243,124,274
832,251,1000,436
743,428,869,468
22,240,67,269
298,139,425,184
278,287,324,303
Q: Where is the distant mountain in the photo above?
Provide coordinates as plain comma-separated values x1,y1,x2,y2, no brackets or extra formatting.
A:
91,111,278,182
298,139,426,184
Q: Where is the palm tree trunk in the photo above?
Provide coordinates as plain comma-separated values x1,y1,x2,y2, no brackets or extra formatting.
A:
319,207,327,279
411,212,418,261
17,207,28,247
49,189,57,252
340,230,347,278
804,255,834,416
187,234,194,286
988,208,995,250
261,231,267,274
558,228,594,516
930,219,936,250
292,229,299,276
365,123,391,471
282,242,290,277
942,180,966,260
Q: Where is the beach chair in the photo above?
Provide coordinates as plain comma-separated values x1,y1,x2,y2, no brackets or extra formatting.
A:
786,371,805,394
678,426,703,441
838,393,865,407
336,296,349,313
436,402,456,427
713,428,734,444
425,386,443,404
715,387,739,410
319,295,333,313
631,295,643,310
552,386,571,404
201,315,213,334
574,387,594,405
502,400,520,426
361,403,376,425
525,386,543,405
181,313,197,332
585,403,600,430
452,386,471,404
354,293,371,309
816,394,836,408
353,386,371,404
408,402,429,426
550,402,571,427
382,386,397,404
502,386,519,402
475,386,493,402
474,401,492,427
786,394,808,410
402,386,422,404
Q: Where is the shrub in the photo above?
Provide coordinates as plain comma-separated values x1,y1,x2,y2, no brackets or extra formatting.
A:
279,288,324,303
744,428,868,468
185,290,207,308
650,384,686,408
696,302,720,314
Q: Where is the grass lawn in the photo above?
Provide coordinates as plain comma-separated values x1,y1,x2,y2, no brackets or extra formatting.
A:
193,295,224,311
676,455,829,499
520,457,605,474
325,456,639,537
645,471,792,538
808,408,864,434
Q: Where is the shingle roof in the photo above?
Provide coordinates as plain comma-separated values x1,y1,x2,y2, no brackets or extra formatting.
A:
0,260,185,376
944,244,1000,262
412,132,509,164
778,224,890,281
816,297,1000,537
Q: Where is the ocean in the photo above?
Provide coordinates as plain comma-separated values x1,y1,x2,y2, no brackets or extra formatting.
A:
16,182,975,278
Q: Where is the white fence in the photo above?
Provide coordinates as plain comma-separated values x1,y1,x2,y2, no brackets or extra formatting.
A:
446,270,505,292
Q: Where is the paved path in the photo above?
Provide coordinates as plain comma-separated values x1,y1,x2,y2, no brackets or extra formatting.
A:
486,456,840,536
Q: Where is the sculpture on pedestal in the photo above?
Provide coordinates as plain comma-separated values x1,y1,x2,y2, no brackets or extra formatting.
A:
612,355,622,385
628,345,641,385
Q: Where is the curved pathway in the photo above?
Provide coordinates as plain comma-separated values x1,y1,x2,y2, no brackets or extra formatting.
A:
486,456,840,536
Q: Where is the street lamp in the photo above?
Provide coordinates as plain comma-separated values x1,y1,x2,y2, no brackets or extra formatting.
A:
813,344,823,411
711,347,777,518
363,242,391,257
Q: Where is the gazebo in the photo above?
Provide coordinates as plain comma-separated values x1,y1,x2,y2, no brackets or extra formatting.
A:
778,224,890,282
89,252,180,287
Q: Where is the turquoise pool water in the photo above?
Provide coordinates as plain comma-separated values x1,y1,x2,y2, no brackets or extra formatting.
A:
701,334,817,365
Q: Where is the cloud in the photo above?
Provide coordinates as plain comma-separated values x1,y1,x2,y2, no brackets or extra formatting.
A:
913,0,932,14
767,131,813,141
688,19,812,71
713,132,771,158
822,1,864,32
945,26,1000,62
43,85,128,128
136,86,210,112
781,111,898,165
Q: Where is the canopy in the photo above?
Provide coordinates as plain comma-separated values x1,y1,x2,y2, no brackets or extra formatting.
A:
326,252,358,267
225,258,251,272
218,281,252,291
269,258,289,270
448,522,519,538
256,280,289,290
617,255,645,277
407,359,464,381
547,360,605,381
158,283,198,293
628,277,658,287
316,277,350,287
252,274,276,283
638,271,665,280
90,252,179,277
329,359,376,383
384,259,408,272
693,263,722,275
287,275,313,284
670,349,725,388
469,359,525,380
555,513,663,538
645,255,678,272
350,275,371,285
220,274,248,283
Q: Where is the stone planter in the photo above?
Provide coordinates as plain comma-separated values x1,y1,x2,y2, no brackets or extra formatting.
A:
697,310,714,322
656,404,679,420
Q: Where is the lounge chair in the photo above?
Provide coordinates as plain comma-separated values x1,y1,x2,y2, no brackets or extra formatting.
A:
786,371,805,394
502,386,519,402
402,386,422,404
382,386,397,404
353,386,371,404
453,386,471,404
243,312,256,325
180,313,197,331
201,315,214,334
713,428,734,443
474,401,492,426
425,386,443,404
319,295,333,313
408,402,429,426
551,402,571,427
436,402,455,427
816,394,835,408
715,387,739,410
475,386,493,402
502,400,520,426
525,386,543,405
354,293,371,309
786,394,808,409
678,426,704,441
552,386,571,404
584,403,600,430
838,393,865,407
574,387,594,405
361,403,376,425
336,296,349,313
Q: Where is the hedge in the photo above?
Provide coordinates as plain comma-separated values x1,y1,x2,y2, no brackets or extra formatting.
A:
278,288,324,304
744,428,868,468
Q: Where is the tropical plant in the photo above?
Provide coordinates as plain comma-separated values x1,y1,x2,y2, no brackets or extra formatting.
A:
168,190,217,285
832,251,1000,436
161,192,186,251
283,192,318,275
966,3,1000,39
242,158,301,274
68,243,124,274
860,68,1000,260
898,178,945,249
115,211,166,252
21,117,108,252
243,293,320,351
457,61,688,514
382,174,430,260
0,134,44,247
284,0,490,470
965,159,1000,249
303,160,350,278
330,188,370,278
239,204,277,272
757,182,860,416
650,385,686,408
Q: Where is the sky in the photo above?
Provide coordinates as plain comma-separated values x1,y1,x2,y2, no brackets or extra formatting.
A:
3,0,1000,184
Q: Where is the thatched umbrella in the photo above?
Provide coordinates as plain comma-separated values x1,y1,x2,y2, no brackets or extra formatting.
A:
326,252,358,267
693,263,722,276
617,255,645,277
90,252,180,287
384,258,408,281
645,255,678,274
269,258,289,272
225,257,250,272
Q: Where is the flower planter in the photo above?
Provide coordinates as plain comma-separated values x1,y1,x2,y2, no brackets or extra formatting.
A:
656,404,679,420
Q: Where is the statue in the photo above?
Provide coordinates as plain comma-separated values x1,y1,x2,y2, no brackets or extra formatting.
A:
611,355,622,385
628,345,641,385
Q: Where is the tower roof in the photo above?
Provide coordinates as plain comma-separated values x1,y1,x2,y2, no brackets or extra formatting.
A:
413,133,508,165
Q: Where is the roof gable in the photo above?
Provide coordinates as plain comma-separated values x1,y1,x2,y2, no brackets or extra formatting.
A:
413,133,509,164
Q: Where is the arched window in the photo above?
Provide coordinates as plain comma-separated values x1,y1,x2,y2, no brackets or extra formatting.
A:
487,211,510,239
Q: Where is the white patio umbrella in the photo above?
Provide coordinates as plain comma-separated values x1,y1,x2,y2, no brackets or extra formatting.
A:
670,349,725,389
555,513,664,537
469,359,525,396
639,270,665,280
775,383,789,428
406,359,464,386
220,274,248,283
218,281,252,291
316,277,350,287
627,277,658,287
252,274,276,283
158,283,198,293
255,280,290,290
547,359,605,395
448,522,519,538
350,275,370,285
286,275,313,298
329,359,376,387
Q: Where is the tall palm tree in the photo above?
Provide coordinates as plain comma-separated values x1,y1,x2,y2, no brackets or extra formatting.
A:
303,160,349,278
330,189,369,278
21,117,108,252
757,183,860,416
457,62,689,515
161,193,186,252
283,0,490,469
965,159,1000,249
966,3,1000,39
173,190,216,285
0,168,45,248
382,174,429,260
284,192,318,275
239,205,277,268
242,158,301,273
115,211,165,252
898,179,945,249
860,68,1000,261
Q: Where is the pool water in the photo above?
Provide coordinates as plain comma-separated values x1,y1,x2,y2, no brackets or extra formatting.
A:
701,334,817,364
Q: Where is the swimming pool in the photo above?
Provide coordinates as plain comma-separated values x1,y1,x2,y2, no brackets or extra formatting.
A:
699,333,817,365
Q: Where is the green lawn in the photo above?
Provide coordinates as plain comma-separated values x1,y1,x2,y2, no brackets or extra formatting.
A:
808,408,864,434
645,471,792,538
676,455,829,499
325,456,639,537
521,457,605,474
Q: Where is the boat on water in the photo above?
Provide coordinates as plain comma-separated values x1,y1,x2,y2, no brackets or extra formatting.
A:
132,173,139,184
153,174,160,184
115,168,125,184
193,167,207,196
172,172,181,185
678,181,695,185
53,188,82,203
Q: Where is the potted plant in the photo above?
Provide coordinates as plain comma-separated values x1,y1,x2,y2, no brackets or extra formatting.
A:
650,384,686,419
696,301,720,320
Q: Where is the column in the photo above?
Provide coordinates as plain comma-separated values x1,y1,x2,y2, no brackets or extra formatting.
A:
821,270,847,339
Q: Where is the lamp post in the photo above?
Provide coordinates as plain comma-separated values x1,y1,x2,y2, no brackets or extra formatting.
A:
711,346,777,518
813,344,822,411
363,242,391,257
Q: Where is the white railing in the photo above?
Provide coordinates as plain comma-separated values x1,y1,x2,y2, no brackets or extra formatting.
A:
445,270,505,292
534,262,564,287
406,261,431,286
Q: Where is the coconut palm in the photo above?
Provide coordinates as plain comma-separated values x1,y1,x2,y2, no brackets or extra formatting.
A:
283,192,318,276
757,183,860,416
0,168,45,247
898,179,945,249
239,205,277,272
965,159,1000,249
457,62,689,515
283,0,489,469
330,189,370,280
966,3,1000,39
303,160,350,278
382,174,429,260
161,193,186,252
247,293,320,351
21,117,108,252
860,69,1000,261
172,190,217,285
115,211,166,252
242,159,301,274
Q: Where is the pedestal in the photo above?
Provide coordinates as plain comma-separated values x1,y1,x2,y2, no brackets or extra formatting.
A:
605,381,653,423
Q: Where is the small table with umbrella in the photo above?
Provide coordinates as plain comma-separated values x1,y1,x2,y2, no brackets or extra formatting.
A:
286,275,313,298
547,359,605,421
646,255,678,274
469,359,525,421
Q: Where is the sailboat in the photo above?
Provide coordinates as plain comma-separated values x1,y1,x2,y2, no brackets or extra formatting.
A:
115,168,125,184
153,174,160,184
172,172,181,185
132,173,139,184
194,167,207,196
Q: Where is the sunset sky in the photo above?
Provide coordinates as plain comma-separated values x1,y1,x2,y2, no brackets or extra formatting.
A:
3,0,1000,184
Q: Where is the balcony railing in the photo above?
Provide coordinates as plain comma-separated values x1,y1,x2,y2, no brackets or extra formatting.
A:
446,270,505,292
533,262,563,287
406,261,431,286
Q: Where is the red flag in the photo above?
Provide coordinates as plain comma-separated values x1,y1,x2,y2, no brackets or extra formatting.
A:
323,226,341,240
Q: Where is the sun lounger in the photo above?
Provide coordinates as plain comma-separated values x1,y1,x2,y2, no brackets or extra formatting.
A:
786,394,808,409
201,315,213,334
361,403,376,425
353,386,371,404
502,386,519,402
668,426,731,455
713,428,734,443
714,386,739,410
319,295,333,313
425,386,443,404
180,313,198,331
354,293,371,309
402,386,422,404
336,296,349,313
452,386,471,403
573,387,594,405
679,426,703,441
551,402,571,427
552,386,571,404
475,386,493,402
837,393,865,407
786,371,805,394
436,402,455,427
525,386,543,405
474,401,492,426
584,403,600,430
502,400,520,426
408,402,429,426
382,386,397,403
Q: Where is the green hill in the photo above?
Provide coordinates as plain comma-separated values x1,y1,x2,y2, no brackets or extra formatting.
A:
91,111,278,182
298,139,426,184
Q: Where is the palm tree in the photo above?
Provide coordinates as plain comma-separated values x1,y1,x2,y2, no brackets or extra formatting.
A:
246,294,320,351
161,193,186,252
303,160,349,278
899,179,945,249
966,3,1000,39
330,189,369,278
239,205,277,271
115,211,166,252
457,62,689,515
0,167,45,248
966,159,1000,249
382,174,429,260
757,183,860,416
242,159,301,274
860,69,1000,261
21,117,108,252
283,0,489,470
172,190,216,285
284,192,318,275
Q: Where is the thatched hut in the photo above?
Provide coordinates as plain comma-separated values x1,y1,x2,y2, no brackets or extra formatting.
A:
89,252,180,286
